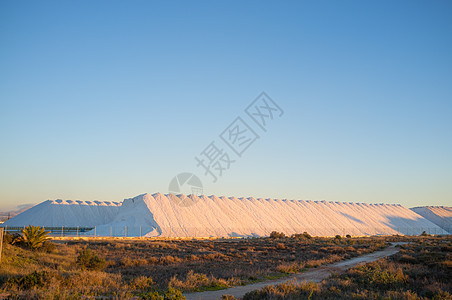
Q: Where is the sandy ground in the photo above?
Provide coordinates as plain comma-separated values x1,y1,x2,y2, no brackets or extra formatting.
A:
184,242,406,300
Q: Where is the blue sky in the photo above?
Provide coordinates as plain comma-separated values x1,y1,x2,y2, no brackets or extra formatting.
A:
1,0,451,211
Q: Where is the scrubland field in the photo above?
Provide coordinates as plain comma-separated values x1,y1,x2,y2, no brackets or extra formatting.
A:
0,232,450,299
243,236,452,300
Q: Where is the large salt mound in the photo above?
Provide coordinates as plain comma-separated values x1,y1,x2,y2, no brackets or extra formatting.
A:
411,206,452,233
1,199,121,227
92,193,447,237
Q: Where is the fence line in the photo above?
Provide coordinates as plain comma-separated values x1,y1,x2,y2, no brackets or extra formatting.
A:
0,225,450,238
0,228,4,264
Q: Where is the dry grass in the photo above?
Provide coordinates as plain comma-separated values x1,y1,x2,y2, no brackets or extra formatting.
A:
169,270,241,292
244,235,452,299
0,233,396,298
244,280,320,300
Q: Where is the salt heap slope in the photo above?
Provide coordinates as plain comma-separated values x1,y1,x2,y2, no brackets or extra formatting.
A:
411,206,452,233
94,193,446,237
2,200,121,227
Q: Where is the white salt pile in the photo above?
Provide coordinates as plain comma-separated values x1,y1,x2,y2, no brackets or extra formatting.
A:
2,193,448,237
2,199,121,227
93,193,447,237
411,206,452,233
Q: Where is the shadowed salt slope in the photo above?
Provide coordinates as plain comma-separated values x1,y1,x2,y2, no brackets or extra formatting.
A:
411,206,452,233
1,200,121,227
93,193,447,237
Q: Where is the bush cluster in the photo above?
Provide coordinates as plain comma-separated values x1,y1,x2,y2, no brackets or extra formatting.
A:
6,271,50,290
76,247,106,270
291,232,312,239
269,231,286,239
270,231,313,239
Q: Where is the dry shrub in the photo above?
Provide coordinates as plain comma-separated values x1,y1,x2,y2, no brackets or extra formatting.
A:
189,254,199,261
329,254,344,262
305,259,324,268
398,254,417,264
66,270,123,294
120,257,134,267
348,261,408,289
121,257,148,267
344,246,357,252
134,258,148,266
275,243,286,250
318,247,328,252
202,252,227,260
4,269,128,299
276,261,304,273
147,256,159,264
150,242,178,249
5,270,52,290
442,260,452,268
114,243,126,249
243,279,319,299
160,255,182,264
291,232,312,240
269,231,286,239
129,275,154,291
328,246,346,254
76,247,106,270
169,270,239,292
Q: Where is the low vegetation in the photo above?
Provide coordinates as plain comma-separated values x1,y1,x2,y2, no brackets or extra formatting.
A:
243,235,452,299
76,247,107,270
2,230,447,299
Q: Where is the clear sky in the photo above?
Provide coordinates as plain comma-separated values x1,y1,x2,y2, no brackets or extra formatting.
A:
1,0,451,211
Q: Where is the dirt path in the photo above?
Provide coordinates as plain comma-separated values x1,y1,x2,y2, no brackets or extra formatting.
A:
184,242,406,300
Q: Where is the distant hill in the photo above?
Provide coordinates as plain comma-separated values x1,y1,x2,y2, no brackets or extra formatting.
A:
0,203,36,222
